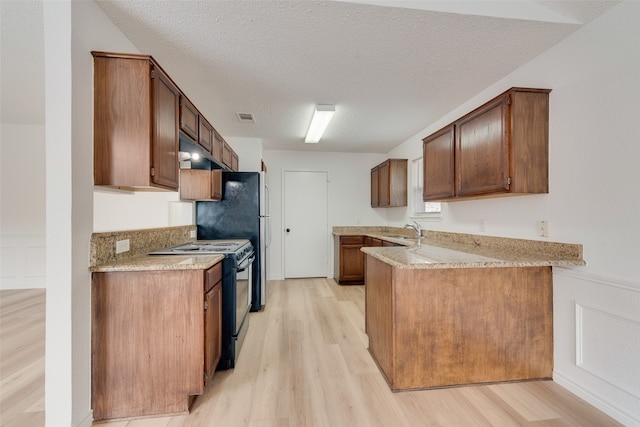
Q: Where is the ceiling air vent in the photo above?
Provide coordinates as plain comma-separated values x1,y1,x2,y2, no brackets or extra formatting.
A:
236,112,255,123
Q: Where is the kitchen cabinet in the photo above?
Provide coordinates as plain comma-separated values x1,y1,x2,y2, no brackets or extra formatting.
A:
370,167,379,207
334,236,366,285
231,150,239,171
365,255,553,391
180,95,216,155
221,139,239,171
334,235,401,285
180,95,199,142
422,87,550,201
204,262,222,384
371,159,407,207
93,52,180,191
91,261,222,420
364,236,382,247
199,116,214,153
212,131,223,163
180,169,223,201
422,125,455,200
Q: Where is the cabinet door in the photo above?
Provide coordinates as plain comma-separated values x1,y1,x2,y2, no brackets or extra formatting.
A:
221,140,232,169
211,170,222,200
423,125,455,200
180,96,199,142
231,151,239,171
204,262,222,385
212,132,223,162
340,237,365,283
370,166,379,207
151,66,180,190
456,95,510,197
378,161,391,206
204,282,222,385
198,117,214,153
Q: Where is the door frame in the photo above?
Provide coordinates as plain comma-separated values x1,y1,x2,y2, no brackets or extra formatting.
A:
281,169,330,279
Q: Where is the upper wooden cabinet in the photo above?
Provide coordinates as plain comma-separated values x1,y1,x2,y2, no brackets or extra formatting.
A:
371,159,407,207
221,139,239,171
179,96,199,142
221,140,232,169
423,87,551,201
180,169,222,201
198,117,214,153
370,167,379,207
93,51,238,192
422,125,455,201
93,52,180,191
180,95,216,154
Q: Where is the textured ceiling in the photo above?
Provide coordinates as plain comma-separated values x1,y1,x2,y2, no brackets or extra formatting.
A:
1,1,619,153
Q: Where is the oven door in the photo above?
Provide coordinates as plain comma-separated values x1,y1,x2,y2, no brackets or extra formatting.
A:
234,253,254,336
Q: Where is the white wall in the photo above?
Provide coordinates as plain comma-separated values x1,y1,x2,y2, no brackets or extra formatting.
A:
388,2,640,424
226,136,263,172
262,150,387,279
0,124,46,289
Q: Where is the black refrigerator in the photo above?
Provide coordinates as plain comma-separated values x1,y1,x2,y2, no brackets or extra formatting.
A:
196,171,270,311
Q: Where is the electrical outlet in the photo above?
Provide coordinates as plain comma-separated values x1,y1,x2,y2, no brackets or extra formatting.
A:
537,220,550,237
479,219,486,232
190,230,197,238
115,239,130,254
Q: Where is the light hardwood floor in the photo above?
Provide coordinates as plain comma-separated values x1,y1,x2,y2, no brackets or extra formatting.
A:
0,289,45,427
1,280,622,426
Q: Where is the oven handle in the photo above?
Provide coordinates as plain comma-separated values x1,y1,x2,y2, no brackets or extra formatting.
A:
236,254,255,272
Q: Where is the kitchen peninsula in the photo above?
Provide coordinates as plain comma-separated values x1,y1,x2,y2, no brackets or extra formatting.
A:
332,227,585,391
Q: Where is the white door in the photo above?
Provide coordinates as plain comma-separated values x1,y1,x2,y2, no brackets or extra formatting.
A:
283,170,328,278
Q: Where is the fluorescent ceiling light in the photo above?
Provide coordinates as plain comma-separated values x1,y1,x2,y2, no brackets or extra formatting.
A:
305,104,335,143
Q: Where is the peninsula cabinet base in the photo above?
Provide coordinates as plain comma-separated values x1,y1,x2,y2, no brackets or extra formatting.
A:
365,255,553,391
91,270,207,421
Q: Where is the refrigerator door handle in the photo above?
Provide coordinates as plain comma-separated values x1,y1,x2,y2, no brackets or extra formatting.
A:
265,184,272,248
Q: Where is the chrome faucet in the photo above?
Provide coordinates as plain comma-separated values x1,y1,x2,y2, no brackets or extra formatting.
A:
404,220,422,238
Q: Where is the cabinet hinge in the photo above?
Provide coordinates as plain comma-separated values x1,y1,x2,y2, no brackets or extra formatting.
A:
506,95,511,106
507,177,512,186
150,167,155,177
204,300,208,311
150,68,155,79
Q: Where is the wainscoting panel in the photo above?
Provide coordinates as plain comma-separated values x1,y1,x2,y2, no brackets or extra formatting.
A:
576,303,640,399
0,234,46,289
553,268,640,426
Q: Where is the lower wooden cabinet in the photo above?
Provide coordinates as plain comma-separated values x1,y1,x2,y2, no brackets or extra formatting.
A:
334,236,399,285
91,262,222,420
334,236,365,284
204,262,222,384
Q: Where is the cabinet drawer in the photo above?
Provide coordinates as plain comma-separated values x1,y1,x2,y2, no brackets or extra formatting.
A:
205,261,222,293
341,236,364,245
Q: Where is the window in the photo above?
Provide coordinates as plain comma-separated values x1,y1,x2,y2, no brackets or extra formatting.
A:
412,157,441,216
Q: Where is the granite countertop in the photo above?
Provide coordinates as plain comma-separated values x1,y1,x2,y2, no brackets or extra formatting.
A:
89,253,225,272
333,226,586,270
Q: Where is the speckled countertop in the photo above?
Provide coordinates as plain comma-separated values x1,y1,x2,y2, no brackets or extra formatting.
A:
89,253,225,272
333,226,585,270
89,226,225,272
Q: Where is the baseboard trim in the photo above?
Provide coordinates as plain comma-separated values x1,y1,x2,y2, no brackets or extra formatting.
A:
554,371,639,426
